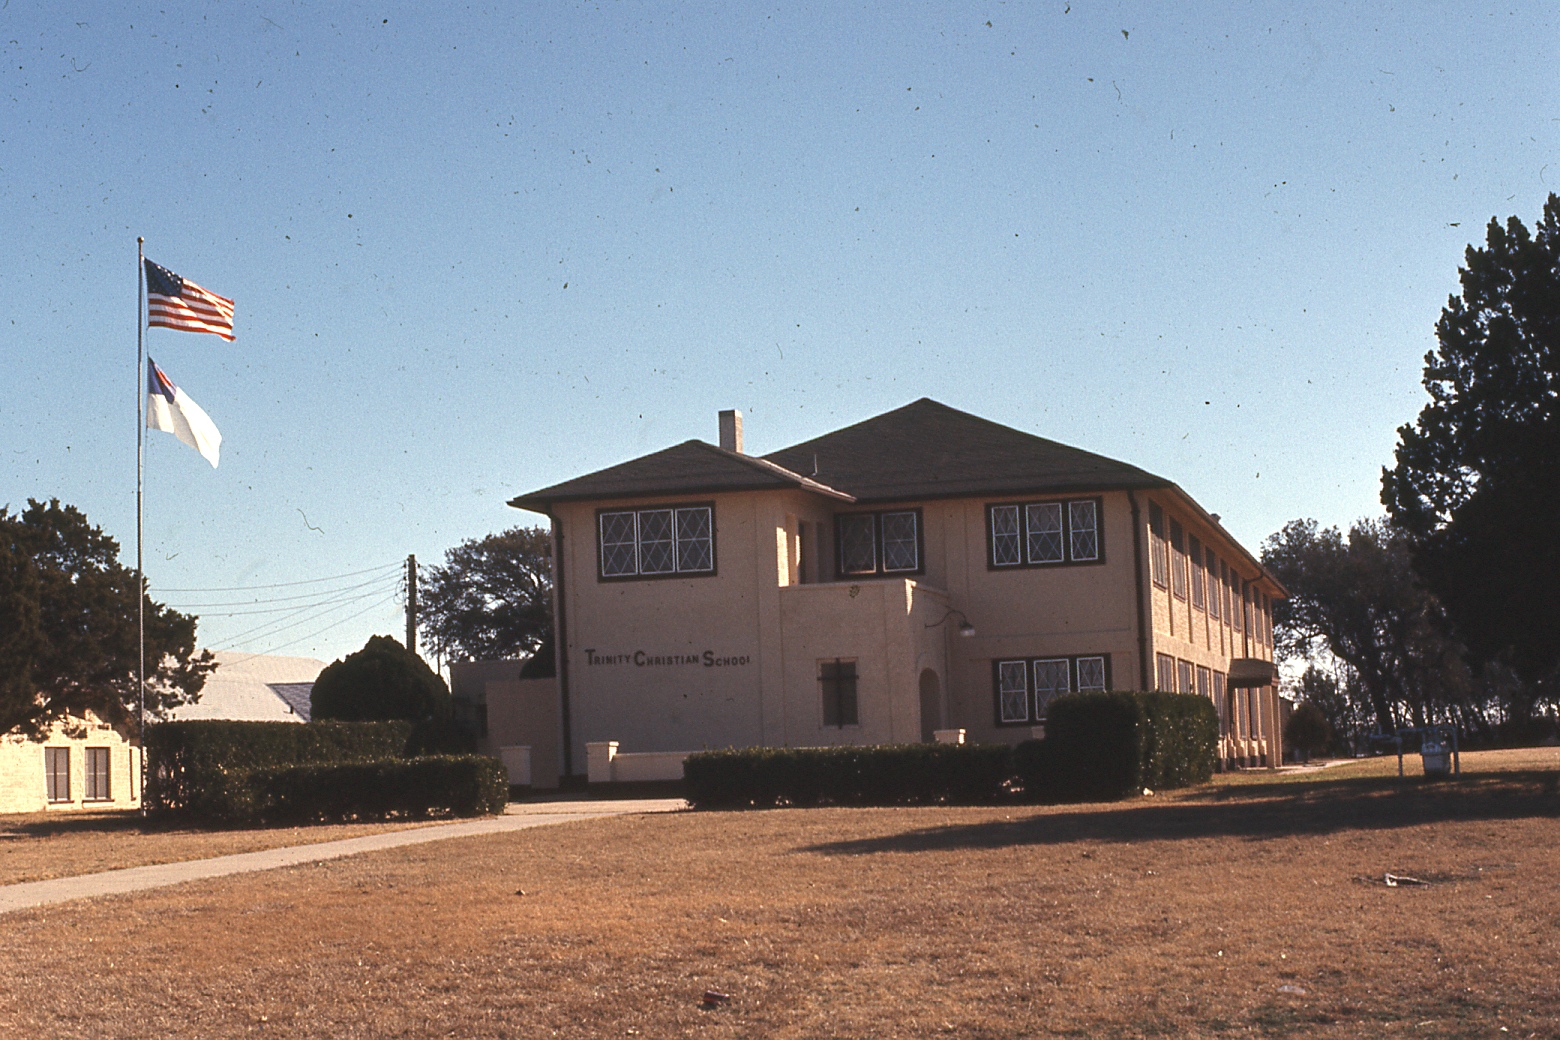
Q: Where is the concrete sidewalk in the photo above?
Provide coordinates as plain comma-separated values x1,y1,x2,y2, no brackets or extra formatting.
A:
0,797,686,916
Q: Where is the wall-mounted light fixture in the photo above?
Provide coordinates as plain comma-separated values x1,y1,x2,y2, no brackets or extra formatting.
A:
925,607,976,638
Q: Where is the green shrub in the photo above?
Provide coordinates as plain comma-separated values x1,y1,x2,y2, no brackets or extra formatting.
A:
144,719,413,817
311,634,452,724
194,755,508,824
1016,691,1217,802
683,743,1014,809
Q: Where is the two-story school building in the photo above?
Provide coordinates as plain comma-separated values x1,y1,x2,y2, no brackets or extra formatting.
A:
509,399,1284,782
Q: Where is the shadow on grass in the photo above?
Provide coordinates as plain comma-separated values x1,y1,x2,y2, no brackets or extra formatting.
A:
800,770,1560,856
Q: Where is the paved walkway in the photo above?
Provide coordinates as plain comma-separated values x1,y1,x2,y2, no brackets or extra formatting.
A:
0,797,686,916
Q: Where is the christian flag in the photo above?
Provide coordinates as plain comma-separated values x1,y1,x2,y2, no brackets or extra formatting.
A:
146,358,222,468
144,259,235,340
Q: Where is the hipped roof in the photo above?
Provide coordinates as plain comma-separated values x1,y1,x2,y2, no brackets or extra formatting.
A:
508,398,1282,592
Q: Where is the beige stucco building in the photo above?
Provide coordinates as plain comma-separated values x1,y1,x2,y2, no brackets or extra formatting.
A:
510,399,1284,783
0,710,142,814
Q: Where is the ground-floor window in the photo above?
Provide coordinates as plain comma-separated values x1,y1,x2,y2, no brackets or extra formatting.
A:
993,654,1110,725
1177,659,1195,694
45,747,70,802
820,659,859,727
1155,653,1175,693
1247,688,1262,740
1196,665,1212,698
85,747,111,801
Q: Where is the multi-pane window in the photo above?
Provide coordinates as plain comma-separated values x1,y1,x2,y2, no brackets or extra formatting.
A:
1213,671,1229,734
837,510,921,577
1247,689,1262,740
1196,666,1212,699
1177,659,1195,694
1189,535,1205,609
1229,571,1243,634
988,498,1102,568
820,659,859,727
1206,550,1221,620
1033,658,1070,718
1155,653,1176,693
598,505,715,579
881,512,920,572
995,655,1109,724
85,747,111,801
45,747,70,802
997,660,1030,724
1170,520,1188,599
1149,502,1169,587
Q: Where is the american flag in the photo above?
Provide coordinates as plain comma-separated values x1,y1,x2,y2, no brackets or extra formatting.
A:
144,259,235,340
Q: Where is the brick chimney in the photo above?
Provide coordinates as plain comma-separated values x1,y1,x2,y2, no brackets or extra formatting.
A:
719,409,744,454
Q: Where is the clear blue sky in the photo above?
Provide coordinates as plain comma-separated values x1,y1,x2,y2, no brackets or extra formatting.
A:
4,2,1556,666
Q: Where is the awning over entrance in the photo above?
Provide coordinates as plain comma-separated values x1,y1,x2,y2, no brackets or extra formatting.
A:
1227,658,1278,689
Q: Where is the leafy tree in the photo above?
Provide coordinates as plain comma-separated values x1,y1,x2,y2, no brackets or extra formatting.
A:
1284,701,1333,762
311,634,452,723
1382,194,1560,700
420,526,552,663
0,499,214,737
1262,517,1470,734
1295,663,1369,755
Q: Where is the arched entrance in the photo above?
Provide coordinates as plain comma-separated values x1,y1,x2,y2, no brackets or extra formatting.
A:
919,669,942,743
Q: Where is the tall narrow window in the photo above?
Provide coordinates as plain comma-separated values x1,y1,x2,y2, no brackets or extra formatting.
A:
675,507,714,572
637,509,675,574
1033,658,1070,718
85,747,111,801
599,511,638,577
838,514,878,574
46,747,70,802
880,511,920,572
1177,659,1195,694
1196,666,1212,698
1206,550,1221,620
1026,503,1064,563
1075,655,1107,693
1247,689,1262,740
820,659,859,727
1229,571,1243,634
1189,534,1205,609
997,660,1030,724
1156,653,1176,693
1213,672,1228,734
1170,520,1188,599
1149,502,1168,587
1068,500,1099,562
990,505,1021,566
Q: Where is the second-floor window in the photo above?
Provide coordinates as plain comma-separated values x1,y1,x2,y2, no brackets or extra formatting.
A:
836,510,922,577
988,498,1102,568
598,504,715,580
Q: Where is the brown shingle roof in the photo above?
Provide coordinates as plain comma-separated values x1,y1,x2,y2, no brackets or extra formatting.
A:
762,398,1171,502
508,439,852,512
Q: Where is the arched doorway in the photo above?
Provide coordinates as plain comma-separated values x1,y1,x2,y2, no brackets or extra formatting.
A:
919,669,942,743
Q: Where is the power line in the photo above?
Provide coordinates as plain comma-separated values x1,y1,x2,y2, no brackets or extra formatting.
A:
217,590,403,668
163,572,401,611
180,579,400,618
153,561,402,594
207,577,404,650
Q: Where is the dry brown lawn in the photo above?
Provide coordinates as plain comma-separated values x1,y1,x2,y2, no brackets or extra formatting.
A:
2,748,1558,1039
0,811,434,885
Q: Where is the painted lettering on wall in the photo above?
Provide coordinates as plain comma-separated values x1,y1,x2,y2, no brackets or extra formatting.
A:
582,648,752,668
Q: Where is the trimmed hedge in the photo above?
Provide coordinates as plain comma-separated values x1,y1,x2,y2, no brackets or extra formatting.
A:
145,719,413,817
683,743,1014,809
1016,691,1218,802
193,756,508,823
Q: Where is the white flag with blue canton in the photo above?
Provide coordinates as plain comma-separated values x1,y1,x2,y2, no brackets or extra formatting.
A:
146,358,221,467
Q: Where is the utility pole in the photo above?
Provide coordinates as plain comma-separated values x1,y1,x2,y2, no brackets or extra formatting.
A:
406,553,418,654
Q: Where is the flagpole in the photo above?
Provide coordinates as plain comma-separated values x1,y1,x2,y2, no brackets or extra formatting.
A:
137,236,147,816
